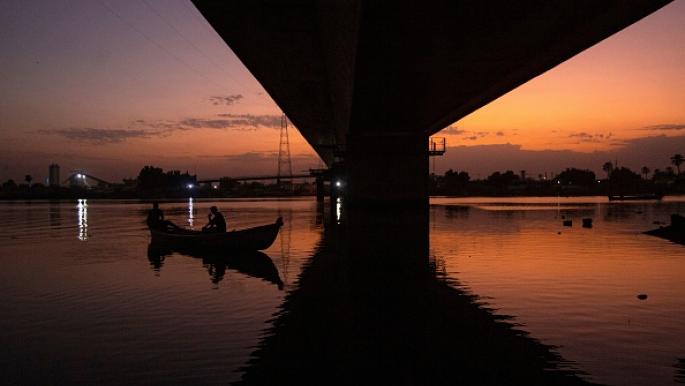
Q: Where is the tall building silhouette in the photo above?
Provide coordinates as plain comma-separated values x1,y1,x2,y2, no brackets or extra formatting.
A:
48,164,60,186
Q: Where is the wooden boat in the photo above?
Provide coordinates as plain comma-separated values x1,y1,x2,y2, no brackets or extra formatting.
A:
608,193,664,201
150,217,283,252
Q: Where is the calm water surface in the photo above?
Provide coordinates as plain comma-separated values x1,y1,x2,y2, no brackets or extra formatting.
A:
1,196,684,385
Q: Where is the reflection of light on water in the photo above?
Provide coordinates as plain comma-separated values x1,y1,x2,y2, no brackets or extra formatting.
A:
188,197,194,228
336,197,342,223
77,199,88,241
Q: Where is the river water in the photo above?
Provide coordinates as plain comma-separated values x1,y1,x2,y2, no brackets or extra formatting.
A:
1,197,683,385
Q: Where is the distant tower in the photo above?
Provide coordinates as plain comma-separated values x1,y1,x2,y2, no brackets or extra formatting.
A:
277,114,293,186
48,164,60,186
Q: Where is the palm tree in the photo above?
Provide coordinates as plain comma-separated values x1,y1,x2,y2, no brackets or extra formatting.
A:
671,154,684,175
641,166,650,180
602,161,613,178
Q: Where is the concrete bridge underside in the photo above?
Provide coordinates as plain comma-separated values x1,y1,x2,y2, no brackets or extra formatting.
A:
193,0,670,206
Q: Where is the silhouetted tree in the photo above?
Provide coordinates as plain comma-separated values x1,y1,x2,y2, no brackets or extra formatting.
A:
137,166,166,191
609,167,641,192
24,175,32,187
219,177,239,193
440,169,470,194
2,179,18,191
671,154,683,175
556,168,596,187
602,162,613,178
641,166,650,180
487,170,519,193
136,166,196,196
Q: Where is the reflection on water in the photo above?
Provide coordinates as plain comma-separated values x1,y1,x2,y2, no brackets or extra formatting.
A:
1,197,685,385
277,209,293,285
0,198,319,385
76,198,88,241
187,197,195,228
335,197,342,223
148,244,284,290
676,358,685,384
238,205,593,386
49,201,62,227
430,197,685,386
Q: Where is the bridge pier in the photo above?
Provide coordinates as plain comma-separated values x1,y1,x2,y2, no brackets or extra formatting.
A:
315,176,325,203
345,132,429,209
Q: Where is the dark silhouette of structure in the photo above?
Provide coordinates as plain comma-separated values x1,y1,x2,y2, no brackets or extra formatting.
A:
192,0,670,207
64,171,113,188
48,163,60,186
277,114,294,187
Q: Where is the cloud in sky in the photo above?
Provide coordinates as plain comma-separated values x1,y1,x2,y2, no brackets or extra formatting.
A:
37,128,157,144
440,126,466,135
40,114,286,145
180,114,281,130
439,126,500,141
567,132,613,143
214,113,282,128
209,94,243,106
642,123,685,131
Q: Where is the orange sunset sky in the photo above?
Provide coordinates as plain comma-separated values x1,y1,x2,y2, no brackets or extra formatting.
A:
0,0,684,182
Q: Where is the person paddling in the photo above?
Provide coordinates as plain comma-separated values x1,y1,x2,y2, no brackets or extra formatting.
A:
202,206,226,233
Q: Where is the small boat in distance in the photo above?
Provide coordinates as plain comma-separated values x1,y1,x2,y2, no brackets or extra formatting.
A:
608,193,664,201
150,217,283,253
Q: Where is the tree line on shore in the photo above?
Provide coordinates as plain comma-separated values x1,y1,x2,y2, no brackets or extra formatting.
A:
430,154,685,196
2,154,684,198
0,165,311,199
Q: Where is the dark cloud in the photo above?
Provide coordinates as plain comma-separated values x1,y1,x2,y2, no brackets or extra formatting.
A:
568,132,613,143
135,114,282,132
208,94,243,106
642,123,685,131
136,120,185,130
440,126,466,135
496,131,504,136
38,128,156,144
179,118,245,130
214,113,282,128
442,125,493,139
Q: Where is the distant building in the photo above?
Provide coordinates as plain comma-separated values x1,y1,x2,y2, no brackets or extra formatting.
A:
48,164,60,186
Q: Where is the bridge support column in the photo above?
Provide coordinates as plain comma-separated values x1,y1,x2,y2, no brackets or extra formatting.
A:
315,176,325,202
345,132,428,208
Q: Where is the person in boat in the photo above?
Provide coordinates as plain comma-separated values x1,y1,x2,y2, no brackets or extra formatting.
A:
202,206,226,233
146,202,177,231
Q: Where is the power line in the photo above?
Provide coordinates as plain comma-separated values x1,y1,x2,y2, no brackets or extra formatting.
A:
139,0,248,91
97,0,234,95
